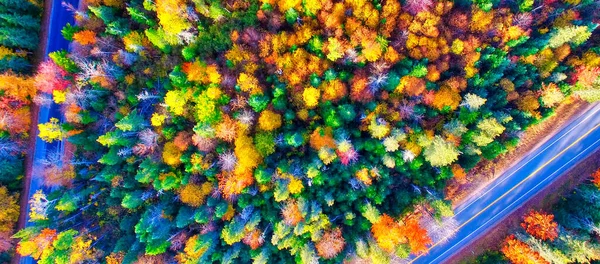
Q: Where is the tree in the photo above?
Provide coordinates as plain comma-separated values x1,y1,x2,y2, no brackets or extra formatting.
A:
548,26,593,49
0,186,18,234
423,136,461,167
398,215,432,255
155,0,190,43
72,30,97,45
38,118,66,143
371,214,403,253
315,228,345,259
501,235,549,264
521,210,559,241
34,60,70,93
461,93,487,110
0,27,38,50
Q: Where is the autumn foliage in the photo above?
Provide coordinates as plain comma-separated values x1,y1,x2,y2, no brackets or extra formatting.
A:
521,210,559,241
501,235,549,264
14,0,600,262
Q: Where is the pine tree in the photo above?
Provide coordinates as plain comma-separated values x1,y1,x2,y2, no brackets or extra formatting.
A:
0,27,38,51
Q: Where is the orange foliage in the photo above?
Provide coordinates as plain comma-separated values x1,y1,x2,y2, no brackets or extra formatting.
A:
281,200,303,226
399,76,426,96
309,127,336,150
501,235,549,264
242,229,264,250
182,62,221,85
432,86,461,110
0,73,35,99
315,228,346,259
72,30,97,45
451,164,467,184
321,79,348,102
591,168,600,189
398,214,432,255
371,214,403,253
521,210,559,241
215,117,238,143
173,131,192,151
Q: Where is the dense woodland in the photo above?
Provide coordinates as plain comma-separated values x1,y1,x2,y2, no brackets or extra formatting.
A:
8,0,600,263
468,169,600,264
0,0,43,261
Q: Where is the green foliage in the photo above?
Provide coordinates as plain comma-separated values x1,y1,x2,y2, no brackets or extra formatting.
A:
49,50,78,73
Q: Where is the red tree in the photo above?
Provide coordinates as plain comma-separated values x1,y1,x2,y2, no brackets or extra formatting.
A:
591,168,600,189
521,210,559,241
34,60,70,93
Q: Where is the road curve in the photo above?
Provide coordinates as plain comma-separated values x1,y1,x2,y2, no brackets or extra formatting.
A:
19,0,78,263
411,102,600,264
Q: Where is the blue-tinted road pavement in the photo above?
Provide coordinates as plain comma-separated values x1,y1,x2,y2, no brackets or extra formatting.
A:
411,103,600,264
20,0,77,263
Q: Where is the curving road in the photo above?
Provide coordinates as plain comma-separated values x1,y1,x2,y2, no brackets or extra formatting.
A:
19,0,77,263
411,102,600,264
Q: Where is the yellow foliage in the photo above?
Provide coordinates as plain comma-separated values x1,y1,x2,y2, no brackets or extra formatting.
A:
156,0,190,39
52,90,66,104
368,119,390,139
222,203,235,221
235,133,261,169
470,8,494,33
69,236,96,263
326,37,344,61
277,0,301,12
162,142,183,166
38,118,65,143
362,39,383,62
0,186,19,233
288,178,304,194
164,90,187,116
303,87,320,108
355,168,372,186
206,87,222,100
177,235,209,263
258,110,282,131
451,39,464,55
123,31,146,52
237,73,262,95
179,182,212,207
151,113,167,127
0,46,23,60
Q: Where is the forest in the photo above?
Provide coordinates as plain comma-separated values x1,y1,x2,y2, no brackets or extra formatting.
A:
0,0,43,261
5,0,600,263
468,168,600,263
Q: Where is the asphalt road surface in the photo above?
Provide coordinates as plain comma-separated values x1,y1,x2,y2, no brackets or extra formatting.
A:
20,0,77,263
411,103,600,264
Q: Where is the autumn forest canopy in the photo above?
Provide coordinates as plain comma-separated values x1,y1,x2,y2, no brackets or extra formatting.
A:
6,0,600,263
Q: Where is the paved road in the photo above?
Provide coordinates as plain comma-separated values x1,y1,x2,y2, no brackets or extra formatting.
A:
20,0,77,263
411,103,600,264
